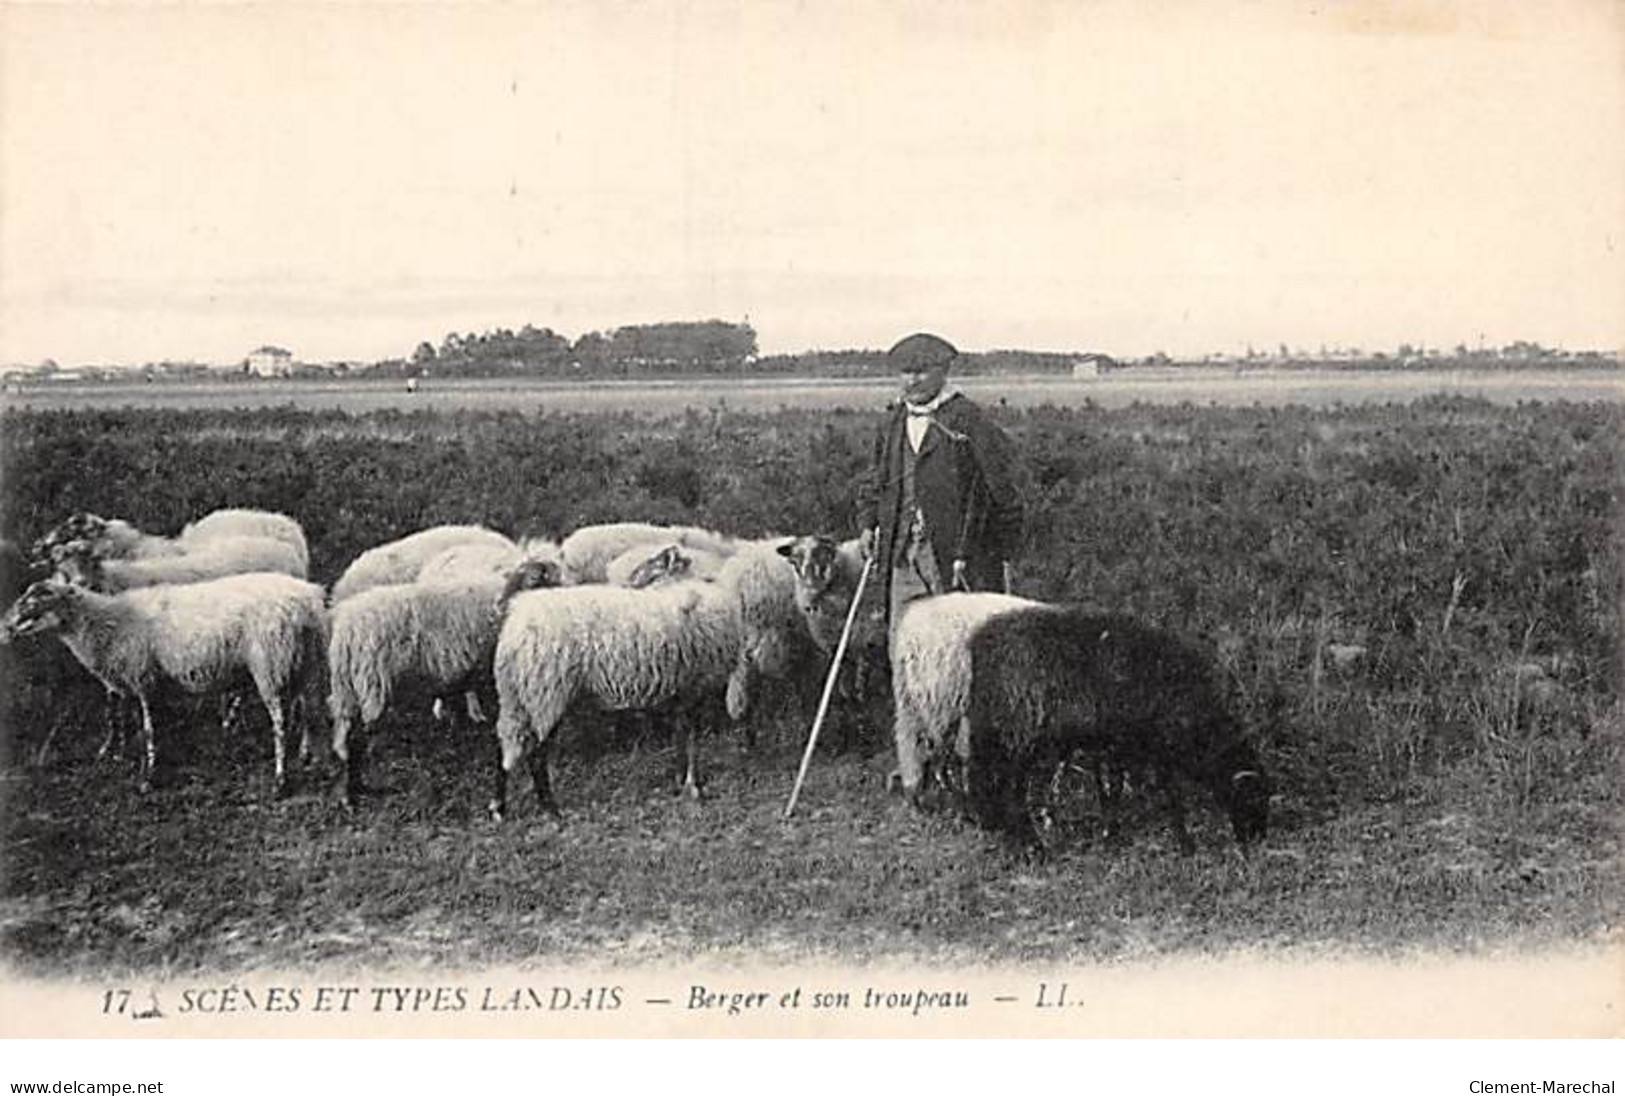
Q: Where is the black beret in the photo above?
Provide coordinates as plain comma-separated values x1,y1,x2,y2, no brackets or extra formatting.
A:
887,332,958,373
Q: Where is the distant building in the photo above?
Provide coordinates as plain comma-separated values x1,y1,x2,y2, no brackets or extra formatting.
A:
244,346,295,377
1071,354,1117,379
42,367,96,383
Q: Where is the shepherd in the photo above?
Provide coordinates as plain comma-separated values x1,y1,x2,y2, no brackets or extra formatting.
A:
859,332,1026,630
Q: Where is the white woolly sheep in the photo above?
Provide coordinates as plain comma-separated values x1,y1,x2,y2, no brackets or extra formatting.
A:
605,540,730,587
414,537,564,586
34,509,309,573
329,525,516,603
889,592,1046,803
413,537,564,725
180,509,310,574
556,521,743,585
53,534,308,592
33,513,174,563
49,528,306,756
0,573,327,795
328,558,562,808
633,538,818,735
489,546,791,819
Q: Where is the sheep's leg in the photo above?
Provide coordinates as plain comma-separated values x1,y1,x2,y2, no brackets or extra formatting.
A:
292,694,313,766
135,695,158,794
488,743,509,822
965,738,1004,829
490,707,528,823
725,662,756,751
984,751,1040,854
291,629,324,767
464,691,487,725
32,717,62,768
680,714,704,801
889,702,929,805
96,690,125,761
259,684,290,799
525,738,559,818
1097,756,1127,845
332,711,368,809
96,721,115,760
220,693,245,736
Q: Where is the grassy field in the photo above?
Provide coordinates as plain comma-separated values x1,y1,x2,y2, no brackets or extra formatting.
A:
3,367,1620,414
0,396,1619,976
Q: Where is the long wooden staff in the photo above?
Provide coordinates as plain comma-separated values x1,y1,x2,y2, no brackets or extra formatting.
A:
783,553,876,819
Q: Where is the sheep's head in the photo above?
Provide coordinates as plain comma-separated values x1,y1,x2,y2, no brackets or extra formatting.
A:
627,544,691,589
516,537,564,572
31,512,108,566
776,535,842,599
47,539,105,588
503,558,563,601
0,579,79,642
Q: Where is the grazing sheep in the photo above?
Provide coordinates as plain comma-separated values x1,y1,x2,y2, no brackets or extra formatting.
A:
329,558,562,808
965,607,1270,854
34,509,308,572
624,538,812,735
413,537,560,586
605,540,729,587
0,573,327,795
889,592,1046,803
31,513,119,564
179,509,309,574
414,538,564,724
52,534,308,591
489,547,784,819
557,521,741,585
329,525,516,603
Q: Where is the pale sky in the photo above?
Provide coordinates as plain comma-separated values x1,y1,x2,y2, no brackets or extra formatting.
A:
2,1,1621,366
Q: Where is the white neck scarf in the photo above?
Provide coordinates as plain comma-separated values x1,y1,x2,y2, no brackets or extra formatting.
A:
905,387,958,452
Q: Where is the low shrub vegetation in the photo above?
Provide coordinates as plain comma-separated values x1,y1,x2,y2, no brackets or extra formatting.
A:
0,395,1618,974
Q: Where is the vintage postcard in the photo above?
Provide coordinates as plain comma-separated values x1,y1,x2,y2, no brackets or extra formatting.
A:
0,0,1619,1045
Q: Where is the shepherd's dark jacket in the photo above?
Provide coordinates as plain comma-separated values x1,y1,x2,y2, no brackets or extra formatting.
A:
863,392,1025,606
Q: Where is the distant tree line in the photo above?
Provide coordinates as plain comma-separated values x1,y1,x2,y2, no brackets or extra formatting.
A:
373,320,761,378
367,324,1121,379
5,329,1617,386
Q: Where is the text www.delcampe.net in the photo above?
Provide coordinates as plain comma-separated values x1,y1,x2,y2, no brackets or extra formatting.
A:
10,1084,164,1094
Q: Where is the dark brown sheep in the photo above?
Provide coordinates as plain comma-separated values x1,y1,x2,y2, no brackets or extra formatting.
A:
965,607,1270,854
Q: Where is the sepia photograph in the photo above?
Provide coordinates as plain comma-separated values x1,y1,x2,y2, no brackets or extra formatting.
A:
0,0,1620,1058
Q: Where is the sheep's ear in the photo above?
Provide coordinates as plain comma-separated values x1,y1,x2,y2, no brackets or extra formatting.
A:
775,540,797,559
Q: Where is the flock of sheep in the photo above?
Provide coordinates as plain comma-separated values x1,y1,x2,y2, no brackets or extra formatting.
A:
2,505,1270,854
